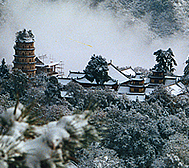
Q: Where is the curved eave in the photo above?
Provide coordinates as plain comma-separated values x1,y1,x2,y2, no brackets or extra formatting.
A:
13,61,36,64
152,70,164,73
148,83,161,86
16,39,34,43
127,92,145,95
14,46,35,51
13,55,36,58
22,69,37,72
128,84,145,88
130,78,144,81
149,76,164,79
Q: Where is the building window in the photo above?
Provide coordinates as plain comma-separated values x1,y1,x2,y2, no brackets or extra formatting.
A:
159,79,163,83
134,88,139,92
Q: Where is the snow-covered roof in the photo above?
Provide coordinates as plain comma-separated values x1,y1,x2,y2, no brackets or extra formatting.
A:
108,63,130,84
35,57,59,67
67,71,85,79
75,77,117,86
177,81,185,89
167,84,183,96
165,76,177,79
35,57,44,65
35,64,48,68
48,62,59,66
117,86,130,94
117,85,146,101
121,68,136,77
164,76,177,86
130,75,144,81
166,81,186,96
144,77,150,84
58,78,72,86
75,77,94,84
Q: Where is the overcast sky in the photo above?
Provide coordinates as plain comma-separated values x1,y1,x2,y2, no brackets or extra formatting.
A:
0,0,188,75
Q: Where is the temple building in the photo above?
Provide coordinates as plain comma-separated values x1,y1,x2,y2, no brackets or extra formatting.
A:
149,70,165,85
128,73,145,93
13,29,36,77
35,57,59,76
12,29,60,77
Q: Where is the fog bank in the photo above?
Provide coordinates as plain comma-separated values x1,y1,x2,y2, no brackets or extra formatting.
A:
0,0,188,75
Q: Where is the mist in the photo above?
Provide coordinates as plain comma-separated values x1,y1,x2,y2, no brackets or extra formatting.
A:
0,0,188,76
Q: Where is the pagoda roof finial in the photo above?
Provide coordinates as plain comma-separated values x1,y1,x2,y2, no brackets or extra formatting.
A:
16,29,34,42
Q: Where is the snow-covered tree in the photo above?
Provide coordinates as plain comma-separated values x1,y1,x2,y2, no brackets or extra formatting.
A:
84,54,109,85
166,48,177,73
0,58,9,79
182,57,189,85
2,69,28,100
184,57,189,76
0,103,99,168
76,142,126,167
65,81,86,109
153,48,177,73
45,76,62,105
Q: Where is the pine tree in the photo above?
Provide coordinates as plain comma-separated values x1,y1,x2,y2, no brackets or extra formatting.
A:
45,76,62,104
0,58,9,79
2,69,28,99
153,48,177,74
184,57,189,77
84,54,109,85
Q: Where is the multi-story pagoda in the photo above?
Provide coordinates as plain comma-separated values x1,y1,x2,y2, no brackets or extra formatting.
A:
128,73,145,93
149,70,164,85
13,29,36,77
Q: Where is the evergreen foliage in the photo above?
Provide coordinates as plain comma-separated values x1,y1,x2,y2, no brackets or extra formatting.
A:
153,48,177,73
87,0,189,37
65,83,130,111
182,57,189,85
0,58,9,79
0,103,99,168
0,59,188,167
1,69,28,100
84,54,109,85
86,86,189,167
184,57,189,76
45,76,62,105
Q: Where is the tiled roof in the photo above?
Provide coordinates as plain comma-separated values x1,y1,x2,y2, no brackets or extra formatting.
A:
67,71,85,79
121,68,136,77
108,63,130,84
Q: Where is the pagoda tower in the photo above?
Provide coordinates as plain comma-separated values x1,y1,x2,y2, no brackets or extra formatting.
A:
13,29,36,77
128,73,145,93
149,70,165,85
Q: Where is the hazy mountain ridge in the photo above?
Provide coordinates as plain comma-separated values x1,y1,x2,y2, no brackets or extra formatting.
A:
88,0,189,37
0,0,189,76
0,0,189,37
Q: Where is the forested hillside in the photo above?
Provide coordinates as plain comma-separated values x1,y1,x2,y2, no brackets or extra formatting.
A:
0,58,189,167
1,0,189,37
88,0,189,37
0,0,189,167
